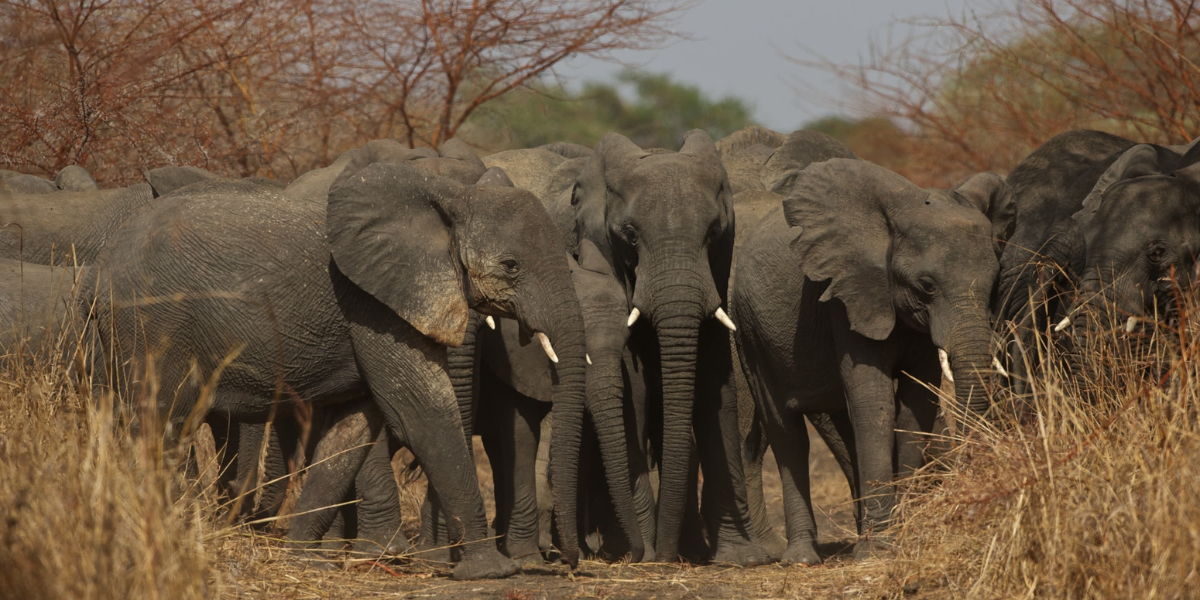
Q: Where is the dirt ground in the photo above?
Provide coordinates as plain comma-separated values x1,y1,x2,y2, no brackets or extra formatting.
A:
214,426,865,600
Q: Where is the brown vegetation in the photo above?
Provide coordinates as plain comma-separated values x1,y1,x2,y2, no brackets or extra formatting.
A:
801,0,1200,186
0,0,686,183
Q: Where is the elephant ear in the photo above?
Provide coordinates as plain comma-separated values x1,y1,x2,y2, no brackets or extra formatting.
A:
327,163,469,347
476,167,514,188
761,130,857,196
573,132,647,262
1073,144,1162,226
951,172,1016,255
784,159,926,341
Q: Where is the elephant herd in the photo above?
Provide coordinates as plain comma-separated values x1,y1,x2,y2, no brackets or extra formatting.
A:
0,126,1196,580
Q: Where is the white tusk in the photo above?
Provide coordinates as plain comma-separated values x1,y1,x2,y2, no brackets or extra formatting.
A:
938,349,954,384
992,357,1009,378
485,315,496,330
1054,316,1071,332
627,307,641,327
537,332,559,363
715,307,737,331
586,354,592,365
1125,316,1139,333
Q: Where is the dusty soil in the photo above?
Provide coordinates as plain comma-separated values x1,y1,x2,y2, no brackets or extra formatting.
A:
215,428,865,599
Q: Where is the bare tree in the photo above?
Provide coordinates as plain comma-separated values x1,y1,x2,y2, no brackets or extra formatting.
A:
796,0,1200,186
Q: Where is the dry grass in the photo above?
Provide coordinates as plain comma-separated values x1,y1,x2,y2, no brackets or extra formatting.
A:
1,293,1197,599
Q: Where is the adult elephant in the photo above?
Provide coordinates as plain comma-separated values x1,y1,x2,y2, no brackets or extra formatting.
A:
998,131,1200,386
0,183,155,265
734,157,1009,562
553,130,765,565
1060,144,1200,337
89,157,589,579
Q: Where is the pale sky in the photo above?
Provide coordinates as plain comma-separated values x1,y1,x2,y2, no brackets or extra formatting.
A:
558,0,970,132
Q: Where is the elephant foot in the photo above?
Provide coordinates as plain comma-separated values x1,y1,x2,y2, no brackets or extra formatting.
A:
414,542,457,564
852,536,893,561
451,549,522,580
501,539,546,568
758,530,787,562
710,537,771,567
352,536,412,559
780,540,822,566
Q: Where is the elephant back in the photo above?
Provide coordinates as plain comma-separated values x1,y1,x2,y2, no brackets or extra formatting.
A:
0,183,154,265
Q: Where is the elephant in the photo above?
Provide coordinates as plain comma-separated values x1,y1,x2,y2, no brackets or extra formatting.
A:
997,131,1200,388
0,173,57,195
1060,144,1200,338
284,138,487,203
716,125,787,195
143,165,220,198
88,152,590,579
733,156,1009,561
552,129,766,565
0,258,91,365
53,166,100,192
454,240,643,565
0,182,155,265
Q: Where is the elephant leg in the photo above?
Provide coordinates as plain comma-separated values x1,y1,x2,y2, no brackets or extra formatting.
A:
351,425,410,557
418,485,458,563
807,411,862,535
287,399,380,549
895,339,941,478
322,504,357,551
501,394,548,565
534,415,554,555
680,447,709,563
235,419,298,523
761,409,820,566
832,316,900,560
693,323,768,566
734,340,785,561
349,321,518,581
623,351,657,560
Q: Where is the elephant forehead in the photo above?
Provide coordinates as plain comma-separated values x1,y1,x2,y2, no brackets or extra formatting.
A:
625,152,725,193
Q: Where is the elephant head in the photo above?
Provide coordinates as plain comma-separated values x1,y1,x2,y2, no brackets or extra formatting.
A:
325,162,589,564
1068,144,1200,332
570,130,735,559
784,159,1007,418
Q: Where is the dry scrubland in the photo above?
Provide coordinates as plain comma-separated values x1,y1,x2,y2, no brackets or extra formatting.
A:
0,299,1198,600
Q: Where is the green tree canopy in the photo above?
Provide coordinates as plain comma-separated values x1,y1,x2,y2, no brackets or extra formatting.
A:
466,69,756,151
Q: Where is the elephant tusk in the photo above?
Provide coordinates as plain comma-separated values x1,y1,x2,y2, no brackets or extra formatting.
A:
938,349,954,384
537,332,559,364
627,307,640,327
1054,316,1071,333
992,357,1009,378
1125,316,1139,333
485,315,496,330
586,354,592,365
714,307,737,332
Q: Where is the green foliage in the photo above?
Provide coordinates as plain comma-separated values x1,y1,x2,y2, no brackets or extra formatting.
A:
466,69,756,151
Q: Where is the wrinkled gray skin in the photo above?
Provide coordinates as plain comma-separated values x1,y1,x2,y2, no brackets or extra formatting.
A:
716,125,788,195
552,130,765,566
0,173,57,195
997,131,1200,388
0,182,154,265
1064,144,1200,336
90,152,588,579
734,153,1007,562
0,258,91,368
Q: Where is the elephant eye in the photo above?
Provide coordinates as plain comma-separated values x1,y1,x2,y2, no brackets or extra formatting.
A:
1147,243,1167,264
622,224,639,247
501,259,519,274
918,276,937,297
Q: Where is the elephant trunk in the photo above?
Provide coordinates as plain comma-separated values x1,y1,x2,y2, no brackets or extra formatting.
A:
585,351,645,562
945,311,995,424
538,293,588,568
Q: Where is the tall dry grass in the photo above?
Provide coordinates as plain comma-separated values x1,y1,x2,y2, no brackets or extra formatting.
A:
877,292,1200,599
0,346,221,599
